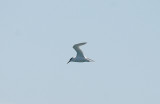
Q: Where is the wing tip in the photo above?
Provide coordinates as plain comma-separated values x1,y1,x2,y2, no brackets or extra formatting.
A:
83,42,87,44
73,42,87,48
79,42,87,45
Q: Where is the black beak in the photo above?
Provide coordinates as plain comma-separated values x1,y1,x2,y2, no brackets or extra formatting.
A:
67,58,72,64
67,60,70,64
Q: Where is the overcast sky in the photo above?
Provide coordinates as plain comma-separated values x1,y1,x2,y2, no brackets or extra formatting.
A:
0,0,160,104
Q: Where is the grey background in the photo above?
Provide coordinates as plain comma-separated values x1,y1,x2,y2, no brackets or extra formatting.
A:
0,0,160,104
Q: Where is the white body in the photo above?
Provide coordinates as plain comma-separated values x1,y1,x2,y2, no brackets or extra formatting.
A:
71,57,91,62
67,42,94,64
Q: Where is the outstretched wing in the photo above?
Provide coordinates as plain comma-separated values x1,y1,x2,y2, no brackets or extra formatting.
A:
73,42,87,58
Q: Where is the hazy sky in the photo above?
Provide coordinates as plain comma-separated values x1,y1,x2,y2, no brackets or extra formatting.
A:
0,0,160,104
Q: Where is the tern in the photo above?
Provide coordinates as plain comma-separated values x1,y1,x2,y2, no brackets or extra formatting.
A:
67,42,94,64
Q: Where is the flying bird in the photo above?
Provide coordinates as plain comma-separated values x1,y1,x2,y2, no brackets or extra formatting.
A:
67,42,94,64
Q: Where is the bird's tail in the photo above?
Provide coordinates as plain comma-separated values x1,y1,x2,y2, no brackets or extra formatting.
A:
87,58,94,62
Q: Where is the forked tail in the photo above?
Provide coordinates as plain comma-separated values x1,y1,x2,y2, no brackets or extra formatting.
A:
87,58,94,62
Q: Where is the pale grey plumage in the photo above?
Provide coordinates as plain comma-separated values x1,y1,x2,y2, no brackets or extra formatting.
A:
67,42,94,64
73,42,87,58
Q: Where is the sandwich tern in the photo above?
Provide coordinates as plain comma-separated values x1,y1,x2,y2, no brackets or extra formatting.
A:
67,42,94,64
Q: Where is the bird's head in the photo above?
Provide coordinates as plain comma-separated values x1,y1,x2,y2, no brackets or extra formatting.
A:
67,57,73,64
